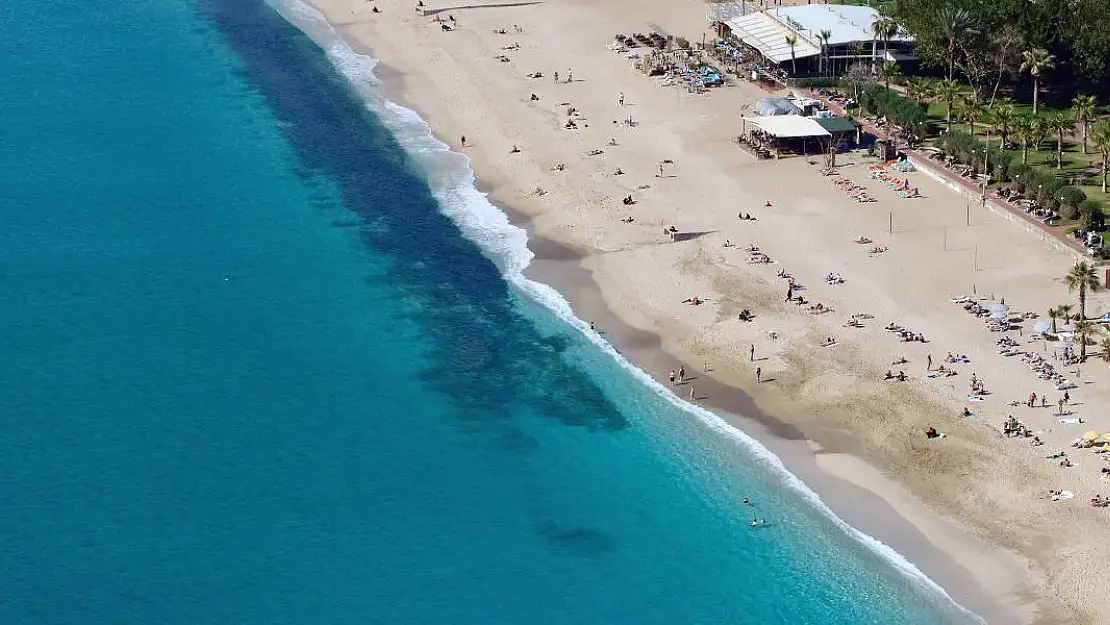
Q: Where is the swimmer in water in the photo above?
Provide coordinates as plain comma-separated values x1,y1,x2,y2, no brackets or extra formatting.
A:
742,498,750,505
750,518,766,527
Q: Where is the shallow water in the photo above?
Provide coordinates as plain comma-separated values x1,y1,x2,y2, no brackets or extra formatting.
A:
0,1,978,623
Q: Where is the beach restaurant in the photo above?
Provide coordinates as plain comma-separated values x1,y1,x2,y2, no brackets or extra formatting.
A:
710,3,915,74
741,115,830,158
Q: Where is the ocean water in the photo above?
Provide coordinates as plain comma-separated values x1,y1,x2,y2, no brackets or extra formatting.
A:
0,1,982,624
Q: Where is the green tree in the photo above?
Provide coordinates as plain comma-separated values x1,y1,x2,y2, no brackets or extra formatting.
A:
1047,113,1074,170
991,103,1016,145
959,96,984,136
1059,303,1075,323
879,59,901,90
1012,115,1033,164
937,6,974,81
1048,306,1063,334
1100,335,1110,363
1072,94,1097,155
1066,261,1101,320
1076,321,1098,360
1093,120,1110,193
818,29,832,76
905,76,933,106
1029,116,1050,151
784,34,798,75
872,11,898,69
1019,47,1055,116
936,79,962,132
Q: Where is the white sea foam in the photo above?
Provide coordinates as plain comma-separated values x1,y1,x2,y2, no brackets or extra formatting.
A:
264,2,983,621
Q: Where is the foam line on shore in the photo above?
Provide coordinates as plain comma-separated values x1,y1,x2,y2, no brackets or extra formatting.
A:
263,1,983,620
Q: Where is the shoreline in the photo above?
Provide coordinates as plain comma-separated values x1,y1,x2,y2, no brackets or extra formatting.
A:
279,0,1110,621
373,51,1028,623
524,231,1029,625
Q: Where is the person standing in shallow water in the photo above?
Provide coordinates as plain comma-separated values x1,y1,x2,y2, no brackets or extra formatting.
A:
460,135,466,147
756,367,762,383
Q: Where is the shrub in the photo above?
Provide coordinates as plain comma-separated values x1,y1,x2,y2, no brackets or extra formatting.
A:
791,77,845,89
1007,162,1029,184
1060,186,1088,211
675,36,690,50
990,150,1014,181
860,84,926,134
1080,200,1105,229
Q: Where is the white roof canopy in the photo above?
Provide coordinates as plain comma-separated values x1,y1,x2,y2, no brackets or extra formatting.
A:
768,5,914,47
746,115,830,138
725,13,820,63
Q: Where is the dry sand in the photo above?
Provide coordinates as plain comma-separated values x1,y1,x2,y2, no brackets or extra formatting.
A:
298,0,1110,621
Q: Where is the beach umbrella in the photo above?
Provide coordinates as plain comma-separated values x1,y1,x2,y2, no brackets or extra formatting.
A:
1098,433,1110,445
1033,320,1052,334
990,309,1008,320
1083,430,1101,441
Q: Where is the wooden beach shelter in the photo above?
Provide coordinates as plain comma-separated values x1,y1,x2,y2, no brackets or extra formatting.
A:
743,115,830,157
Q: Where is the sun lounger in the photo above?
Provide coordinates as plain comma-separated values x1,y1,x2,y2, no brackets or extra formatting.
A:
1059,418,1084,425
1051,490,1075,501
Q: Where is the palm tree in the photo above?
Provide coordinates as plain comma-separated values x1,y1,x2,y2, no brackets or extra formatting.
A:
1059,303,1075,323
1075,321,1098,360
871,12,898,71
784,34,798,75
959,96,984,136
1092,120,1110,193
879,59,900,90
1065,261,1101,320
905,77,932,107
818,29,832,76
1047,113,1074,170
1020,48,1056,116
938,6,974,81
1030,116,1050,151
991,104,1016,145
1048,306,1063,333
936,79,962,132
1100,335,1110,363
1013,115,1034,164
1073,94,1097,154
849,41,868,77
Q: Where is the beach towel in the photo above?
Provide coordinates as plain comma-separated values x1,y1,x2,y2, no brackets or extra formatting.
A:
967,395,984,402
1051,490,1075,501
1059,418,1084,425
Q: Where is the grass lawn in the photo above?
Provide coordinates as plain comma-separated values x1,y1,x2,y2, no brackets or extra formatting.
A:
922,103,1110,210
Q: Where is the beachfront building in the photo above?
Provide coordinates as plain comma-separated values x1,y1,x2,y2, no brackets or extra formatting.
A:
707,2,914,76
740,114,833,158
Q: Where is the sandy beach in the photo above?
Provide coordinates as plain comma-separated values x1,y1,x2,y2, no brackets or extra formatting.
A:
300,0,1110,621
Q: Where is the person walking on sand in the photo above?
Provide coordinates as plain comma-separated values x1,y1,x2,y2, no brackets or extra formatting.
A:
689,385,696,400
460,135,467,148
749,344,755,362
756,367,762,383
618,92,625,106
567,69,572,83
553,71,559,83
678,365,685,382
669,370,676,385
926,354,932,371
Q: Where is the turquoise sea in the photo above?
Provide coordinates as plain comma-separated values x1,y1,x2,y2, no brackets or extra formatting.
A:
0,1,982,623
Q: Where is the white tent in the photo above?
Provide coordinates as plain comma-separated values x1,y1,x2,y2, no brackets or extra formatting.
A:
747,115,830,138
